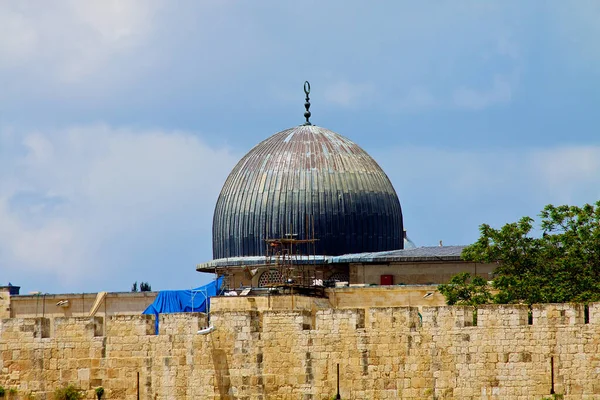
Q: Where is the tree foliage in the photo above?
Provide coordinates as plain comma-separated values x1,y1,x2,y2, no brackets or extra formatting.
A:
438,272,492,306
131,281,151,292
460,202,600,305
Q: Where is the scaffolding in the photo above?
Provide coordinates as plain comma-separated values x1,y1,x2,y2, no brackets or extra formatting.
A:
215,214,332,294
263,235,318,287
261,213,321,288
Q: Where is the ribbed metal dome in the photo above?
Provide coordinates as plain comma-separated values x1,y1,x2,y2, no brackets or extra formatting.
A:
212,125,403,259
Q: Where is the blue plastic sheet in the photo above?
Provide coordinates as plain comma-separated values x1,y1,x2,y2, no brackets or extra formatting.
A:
142,277,223,334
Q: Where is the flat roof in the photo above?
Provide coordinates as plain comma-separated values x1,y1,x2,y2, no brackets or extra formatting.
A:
197,255,331,271
197,245,467,271
329,245,466,263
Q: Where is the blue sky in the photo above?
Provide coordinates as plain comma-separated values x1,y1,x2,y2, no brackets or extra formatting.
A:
1,1,600,294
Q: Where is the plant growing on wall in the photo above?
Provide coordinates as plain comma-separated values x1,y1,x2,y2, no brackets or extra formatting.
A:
461,202,600,304
0,386,5,397
95,387,104,399
53,384,83,400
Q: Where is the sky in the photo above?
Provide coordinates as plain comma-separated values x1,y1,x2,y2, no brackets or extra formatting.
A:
1,1,600,294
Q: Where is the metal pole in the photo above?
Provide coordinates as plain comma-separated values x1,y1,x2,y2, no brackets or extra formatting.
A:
204,289,209,324
137,371,140,400
550,357,555,394
336,363,341,399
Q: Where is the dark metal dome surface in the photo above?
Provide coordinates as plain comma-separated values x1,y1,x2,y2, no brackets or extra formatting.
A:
212,125,403,258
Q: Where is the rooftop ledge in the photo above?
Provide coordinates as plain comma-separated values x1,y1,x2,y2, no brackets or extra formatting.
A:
197,245,467,271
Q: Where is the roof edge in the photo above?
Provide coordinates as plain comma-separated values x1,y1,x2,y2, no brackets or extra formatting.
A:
197,245,468,271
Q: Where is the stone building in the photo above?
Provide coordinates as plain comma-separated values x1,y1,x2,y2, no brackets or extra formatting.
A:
2,83,600,399
198,82,493,290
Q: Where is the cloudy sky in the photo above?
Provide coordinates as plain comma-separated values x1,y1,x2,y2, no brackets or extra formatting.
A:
1,1,600,294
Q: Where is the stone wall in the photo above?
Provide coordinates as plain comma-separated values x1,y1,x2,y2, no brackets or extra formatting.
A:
7,292,157,319
350,261,495,285
217,259,494,290
211,286,446,313
0,288,11,320
328,285,447,308
1,297,600,399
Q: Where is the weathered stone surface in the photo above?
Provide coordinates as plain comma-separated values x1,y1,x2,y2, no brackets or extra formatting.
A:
0,299,599,399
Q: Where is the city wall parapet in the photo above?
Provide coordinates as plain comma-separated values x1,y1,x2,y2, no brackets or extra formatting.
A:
1,301,600,399
3,291,157,319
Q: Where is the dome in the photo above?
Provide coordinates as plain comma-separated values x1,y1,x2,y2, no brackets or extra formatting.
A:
212,124,403,259
403,231,417,249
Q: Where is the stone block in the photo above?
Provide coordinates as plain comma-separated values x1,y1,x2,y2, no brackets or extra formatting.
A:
478,304,529,327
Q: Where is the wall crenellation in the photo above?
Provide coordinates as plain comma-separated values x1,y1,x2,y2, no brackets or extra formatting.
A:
1,300,600,399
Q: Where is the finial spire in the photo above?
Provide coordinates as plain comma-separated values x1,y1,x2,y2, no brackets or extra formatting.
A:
303,81,312,126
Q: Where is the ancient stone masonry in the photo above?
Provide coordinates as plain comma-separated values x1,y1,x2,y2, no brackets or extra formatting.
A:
1,300,600,399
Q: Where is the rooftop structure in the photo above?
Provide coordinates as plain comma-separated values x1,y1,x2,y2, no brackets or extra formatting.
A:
202,83,488,292
212,82,403,260
198,245,466,270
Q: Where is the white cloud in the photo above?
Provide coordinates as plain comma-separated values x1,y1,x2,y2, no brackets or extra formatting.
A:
4,132,600,291
495,36,520,60
0,6,38,67
389,86,438,112
385,35,521,113
386,74,516,113
549,2,600,67
381,145,600,200
448,32,521,110
0,0,162,81
323,81,375,107
452,75,514,110
0,125,238,288
530,146,600,203
374,145,600,245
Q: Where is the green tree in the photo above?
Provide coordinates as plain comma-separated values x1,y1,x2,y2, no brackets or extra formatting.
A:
461,202,600,305
140,282,152,292
438,272,492,306
131,281,138,292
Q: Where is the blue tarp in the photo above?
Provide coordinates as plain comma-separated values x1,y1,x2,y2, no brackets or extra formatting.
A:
142,277,224,334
